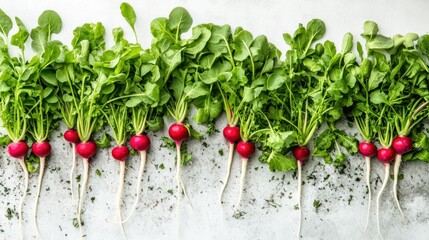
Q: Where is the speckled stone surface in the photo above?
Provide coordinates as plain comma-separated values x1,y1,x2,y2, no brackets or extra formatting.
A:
0,1,429,239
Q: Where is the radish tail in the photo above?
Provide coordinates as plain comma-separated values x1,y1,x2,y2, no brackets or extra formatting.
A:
364,156,371,232
117,161,126,239
33,157,46,238
18,158,29,240
176,143,193,210
120,150,147,223
297,161,302,240
393,154,405,219
235,158,248,208
176,143,182,239
70,143,76,207
77,158,89,239
376,164,390,240
219,143,235,205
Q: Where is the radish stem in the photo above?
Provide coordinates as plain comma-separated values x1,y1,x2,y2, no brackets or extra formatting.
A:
236,158,248,208
18,157,28,240
297,161,302,240
70,143,76,206
33,157,46,238
117,161,126,239
393,154,405,219
376,163,390,240
77,158,89,239
364,156,371,232
120,150,147,223
219,142,234,204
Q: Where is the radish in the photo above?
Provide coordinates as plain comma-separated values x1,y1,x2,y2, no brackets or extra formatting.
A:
75,140,97,237
358,141,377,231
8,141,29,240
31,141,51,237
120,134,151,223
111,145,129,238
293,146,310,239
64,129,80,206
235,140,255,207
219,125,241,204
391,135,412,218
375,147,396,239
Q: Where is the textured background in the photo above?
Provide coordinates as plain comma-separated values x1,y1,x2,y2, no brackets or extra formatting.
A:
0,0,429,239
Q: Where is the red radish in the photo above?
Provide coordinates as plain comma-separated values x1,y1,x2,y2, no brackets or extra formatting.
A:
64,129,80,144
219,125,241,204
76,141,97,237
8,141,29,158
76,141,97,159
112,146,129,161
65,129,80,208
31,142,51,158
292,145,310,240
130,135,151,151
168,123,189,143
376,147,396,164
358,141,377,232
223,125,241,143
121,135,151,223
32,141,51,238
8,141,29,240
391,136,412,219
235,141,255,207
358,141,377,157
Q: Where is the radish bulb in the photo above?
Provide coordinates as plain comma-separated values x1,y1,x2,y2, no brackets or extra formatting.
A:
358,141,377,231
31,141,51,238
235,141,255,207
219,125,241,204
292,146,310,240
391,136,413,219
8,141,29,240
376,147,396,239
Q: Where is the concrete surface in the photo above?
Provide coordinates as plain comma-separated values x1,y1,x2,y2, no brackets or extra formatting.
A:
0,0,429,239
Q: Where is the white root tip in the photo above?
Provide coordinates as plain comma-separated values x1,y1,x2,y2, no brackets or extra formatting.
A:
117,161,126,239
77,158,89,239
297,161,302,240
393,155,405,219
235,158,248,209
70,143,76,207
364,156,372,232
219,143,235,205
376,164,390,240
18,158,29,240
33,157,46,239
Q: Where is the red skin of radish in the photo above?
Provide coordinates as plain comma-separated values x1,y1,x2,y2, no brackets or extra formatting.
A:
7,142,29,159
112,146,129,162
64,129,80,144
392,136,413,155
76,141,97,159
358,141,378,157
223,126,241,144
168,123,189,143
130,135,151,151
293,146,310,163
236,141,255,159
32,142,51,158
376,147,396,164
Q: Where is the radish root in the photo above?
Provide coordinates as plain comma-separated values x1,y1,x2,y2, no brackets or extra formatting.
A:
393,154,405,219
364,156,371,232
235,158,248,208
176,143,182,239
219,142,234,204
117,161,126,239
175,143,193,209
376,163,390,240
70,143,76,207
33,157,46,238
18,157,29,240
77,158,89,239
297,161,302,240
120,150,147,223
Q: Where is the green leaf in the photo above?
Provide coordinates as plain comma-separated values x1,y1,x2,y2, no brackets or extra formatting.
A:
266,131,296,152
417,35,429,57
38,10,62,34
185,82,209,99
306,19,326,42
30,27,48,53
233,29,253,61
185,25,211,55
120,2,137,31
362,21,379,37
95,133,111,148
267,71,286,90
0,9,12,36
370,90,388,104
367,35,394,50
168,7,193,35
11,17,29,51
267,151,297,172
368,70,386,91
41,70,58,86
341,32,353,54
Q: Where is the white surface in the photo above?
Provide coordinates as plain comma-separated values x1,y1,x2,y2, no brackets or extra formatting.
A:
0,0,429,239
